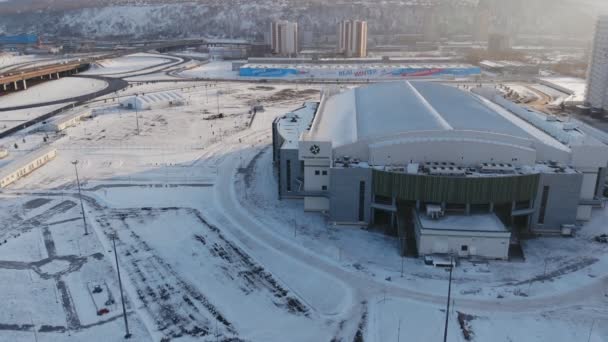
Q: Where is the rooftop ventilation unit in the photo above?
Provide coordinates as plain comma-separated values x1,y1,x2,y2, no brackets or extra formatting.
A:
426,204,444,220
428,166,467,176
407,163,420,175
480,163,515,174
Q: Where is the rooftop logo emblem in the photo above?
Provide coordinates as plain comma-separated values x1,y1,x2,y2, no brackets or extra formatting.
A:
310,144,321,155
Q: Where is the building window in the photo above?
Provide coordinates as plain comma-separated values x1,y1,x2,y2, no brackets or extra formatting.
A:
286,160,292,192
594,168,603,196
321,185,327,191
315,170,320,175
538,185,550,224
358,181,365,222
322,170,328,175
461,245,468,252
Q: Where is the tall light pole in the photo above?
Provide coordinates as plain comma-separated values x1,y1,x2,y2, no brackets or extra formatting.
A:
71,160,88,235
443,257,453,342
111,234,131,339
134,94,140,135
216,90,220,116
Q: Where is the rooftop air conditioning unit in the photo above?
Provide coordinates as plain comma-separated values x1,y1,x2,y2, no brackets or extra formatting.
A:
561,224,575,237
429,166,466,176
426,204,444,219
480,163,515,173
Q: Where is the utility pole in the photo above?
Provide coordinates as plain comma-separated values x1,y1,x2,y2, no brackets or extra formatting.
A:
443,257,453,342
72,160,88,235
587,319,596,342
216,90,220,115
112,234,132,339
397,318,401,342
135,94,140,135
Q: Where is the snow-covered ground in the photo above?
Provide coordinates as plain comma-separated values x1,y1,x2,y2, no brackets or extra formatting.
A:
0,103,74,134
176,60,239,79
538,77,587,104
0,77,107,108
0,72,607,341
0,54,53,72
83,53,178,78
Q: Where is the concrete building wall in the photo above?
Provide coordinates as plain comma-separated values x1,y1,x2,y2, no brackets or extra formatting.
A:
580,172,599,200
416,232,510,260
304,197,330,212
530,172,584,232
271,118,284,164
278,149,303,198
329,167,373,224
596,167,608,198
303,165,329,191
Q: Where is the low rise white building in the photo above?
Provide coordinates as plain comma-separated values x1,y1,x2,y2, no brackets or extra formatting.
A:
49,108,92,132
0,148,7,159
414,210,511,260
0,147,57,188
120,91,185,111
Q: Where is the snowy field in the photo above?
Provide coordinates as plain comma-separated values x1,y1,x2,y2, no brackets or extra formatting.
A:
0,77,107,108
0,66,607,341
83,53,179,78
0,54,54,72
176,60,238,79
0,103,74,134
539,77,587,103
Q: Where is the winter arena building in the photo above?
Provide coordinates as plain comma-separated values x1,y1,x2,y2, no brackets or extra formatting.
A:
272,81,608,259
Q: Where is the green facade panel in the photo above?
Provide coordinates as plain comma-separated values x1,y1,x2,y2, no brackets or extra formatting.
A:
373,170,539,204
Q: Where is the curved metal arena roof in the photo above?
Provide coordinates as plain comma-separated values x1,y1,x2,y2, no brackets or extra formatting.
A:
307,81,565,150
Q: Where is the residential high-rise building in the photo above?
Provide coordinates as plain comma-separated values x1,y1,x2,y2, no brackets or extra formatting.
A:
586,16,608,113
270,21,299,56
338,20,368,58
422,9,440,42
487,33,511,53
473,0,491,42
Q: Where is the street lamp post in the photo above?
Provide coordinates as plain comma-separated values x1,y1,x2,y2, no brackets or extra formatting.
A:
71,160,88,235
443,256,454,342
111,234,132,339
135,94,140,135
216,90,220,116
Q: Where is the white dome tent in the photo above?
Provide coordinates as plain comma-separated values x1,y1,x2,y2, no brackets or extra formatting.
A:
120,91,185,111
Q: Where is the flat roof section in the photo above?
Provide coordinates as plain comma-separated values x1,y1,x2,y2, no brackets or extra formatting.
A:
276,102,319,149
417,211,508,233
